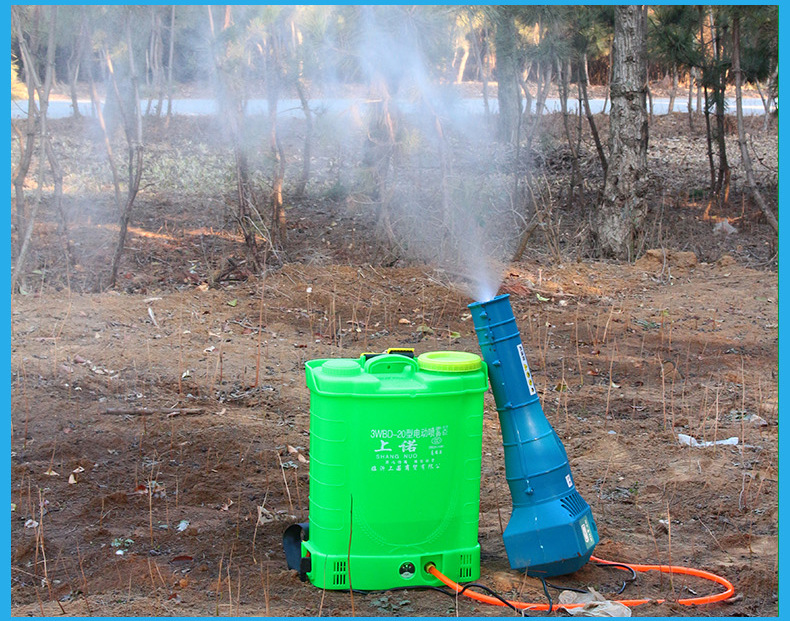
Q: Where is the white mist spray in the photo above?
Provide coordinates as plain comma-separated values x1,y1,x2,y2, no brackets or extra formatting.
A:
349,6,516,303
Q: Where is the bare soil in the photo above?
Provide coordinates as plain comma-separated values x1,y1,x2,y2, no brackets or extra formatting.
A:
10,99,777,617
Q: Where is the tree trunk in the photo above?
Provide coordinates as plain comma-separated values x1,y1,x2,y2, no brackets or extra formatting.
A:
11,6,68,292
695,66,702,118
67,12,89,119
526,59,552,154
667,63,677,114
455,40,470,84
579,52,607,176
494,8,520,144
731,14,778,233
519,61,533,119
595,5,649,261
266,29,287,247
294,78,312,198
710,8,730,206
153,8,166,117
558,56,580,208
165,5,175,123
687,68,694,130
109,14,145,289
469,23,489,119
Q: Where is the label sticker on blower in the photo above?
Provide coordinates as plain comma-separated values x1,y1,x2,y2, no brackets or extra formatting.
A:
580,516,594,546
516,344,537,396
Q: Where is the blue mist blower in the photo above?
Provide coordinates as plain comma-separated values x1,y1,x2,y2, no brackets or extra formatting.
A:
469,294,598,577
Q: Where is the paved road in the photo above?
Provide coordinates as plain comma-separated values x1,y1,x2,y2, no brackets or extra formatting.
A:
11,96,772,120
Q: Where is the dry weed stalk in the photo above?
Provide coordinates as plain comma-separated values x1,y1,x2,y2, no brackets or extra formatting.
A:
666,503,676,599
574,305,584,386
178,302,184,398
698,378,711,442
488,452,505,537
318,555,328,617
148,461,155,546
604,340,616,420
293,468,303,520
235,568,242,616
712,387,721,456
264,563,270,615
601,303,616,346
254,273,266,388
226,560,233,616
347,495,355,617
276,452,294,514
215,555,223,616
659,353,667,430
19,359,31,449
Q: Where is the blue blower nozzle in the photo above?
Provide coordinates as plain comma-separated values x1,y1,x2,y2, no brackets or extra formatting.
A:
469,294,598,577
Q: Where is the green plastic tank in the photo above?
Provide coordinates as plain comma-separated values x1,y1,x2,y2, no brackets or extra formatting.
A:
302,351,488,590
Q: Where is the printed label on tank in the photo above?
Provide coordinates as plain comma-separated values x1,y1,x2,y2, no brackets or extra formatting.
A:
580,516,593,546
516,344,537,395
565,474,573,488
368,426,447,474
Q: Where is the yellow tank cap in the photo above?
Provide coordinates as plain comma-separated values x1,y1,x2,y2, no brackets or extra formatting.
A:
417,351,482,373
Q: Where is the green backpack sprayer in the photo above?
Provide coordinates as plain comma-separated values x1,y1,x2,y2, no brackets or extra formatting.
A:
285,349,489,590
284,294,597,588
283,296,734,609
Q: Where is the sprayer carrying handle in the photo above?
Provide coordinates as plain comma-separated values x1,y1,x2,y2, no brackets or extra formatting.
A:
364,353,420,376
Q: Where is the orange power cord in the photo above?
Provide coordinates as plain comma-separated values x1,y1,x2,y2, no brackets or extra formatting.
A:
427,554,735,613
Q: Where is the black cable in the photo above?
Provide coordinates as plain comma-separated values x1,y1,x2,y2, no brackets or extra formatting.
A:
538,577,554,613
594,561,638,595
343,562,636,616
347,581,525,614
457,582,522,613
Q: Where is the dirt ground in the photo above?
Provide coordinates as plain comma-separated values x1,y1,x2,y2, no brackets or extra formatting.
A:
10,91,778,617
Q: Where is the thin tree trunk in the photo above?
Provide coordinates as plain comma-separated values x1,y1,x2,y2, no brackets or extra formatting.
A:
558,56,580,208
269,99,287,245
469,23,489,119
580,52,607,176
455,41,469,84
156,10,167,117
732,14,777,233
11,7,41,253
494,8,520,144
267,31,287,246
295,79,312,197
165,5,175,123
109,14,145,289
687,68,694,131
526,59,552,153
667,63,677,114
699,7,716,195
67,13,89,119
702,83,716,193
695,67,702,118
13,74,38,251
519,61,533,119
711,8,730,206
11,7,66,291
646,82,653,120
